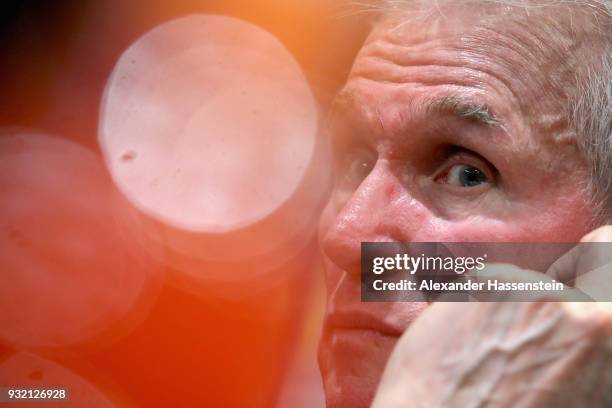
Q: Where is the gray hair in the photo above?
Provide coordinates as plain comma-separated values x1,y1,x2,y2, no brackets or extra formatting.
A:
351,0,612,223
574,42,612,223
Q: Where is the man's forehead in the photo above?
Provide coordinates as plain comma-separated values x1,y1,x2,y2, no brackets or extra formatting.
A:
347,2,594,135
369,0,593,36
362,3,584,86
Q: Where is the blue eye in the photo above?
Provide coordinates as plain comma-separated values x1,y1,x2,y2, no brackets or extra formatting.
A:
447,164,488,187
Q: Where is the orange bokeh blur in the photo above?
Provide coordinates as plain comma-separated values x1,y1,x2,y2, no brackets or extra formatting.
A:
0,1,370,406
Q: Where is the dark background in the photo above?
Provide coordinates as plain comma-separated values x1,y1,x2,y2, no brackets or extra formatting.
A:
0,0,371,150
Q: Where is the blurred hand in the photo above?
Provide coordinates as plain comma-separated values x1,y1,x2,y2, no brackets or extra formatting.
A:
547,226,612,301
373,226,612,408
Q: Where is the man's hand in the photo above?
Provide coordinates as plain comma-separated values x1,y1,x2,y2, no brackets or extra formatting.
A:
547,226,612,301
373,226,612,408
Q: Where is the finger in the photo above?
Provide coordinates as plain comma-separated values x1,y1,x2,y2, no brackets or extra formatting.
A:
546,226,612,300
580,225,612,243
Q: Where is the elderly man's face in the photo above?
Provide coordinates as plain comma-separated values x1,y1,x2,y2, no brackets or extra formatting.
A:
318,5,599,407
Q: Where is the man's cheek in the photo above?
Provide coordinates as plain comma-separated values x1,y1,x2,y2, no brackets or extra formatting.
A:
408,217,529,242
408,209,571,242
522,193,594,242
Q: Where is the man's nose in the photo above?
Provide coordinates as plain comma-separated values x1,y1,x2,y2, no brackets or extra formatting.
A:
321,163,407,276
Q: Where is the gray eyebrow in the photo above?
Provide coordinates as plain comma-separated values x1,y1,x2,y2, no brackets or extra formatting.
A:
428,96,503,128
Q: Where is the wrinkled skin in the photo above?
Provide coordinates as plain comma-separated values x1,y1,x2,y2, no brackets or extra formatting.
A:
373,226,612,407
373,302,612,407
318,3,607,407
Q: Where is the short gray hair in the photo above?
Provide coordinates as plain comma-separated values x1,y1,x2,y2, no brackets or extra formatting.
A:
573,41,612,222
353,0,612,223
